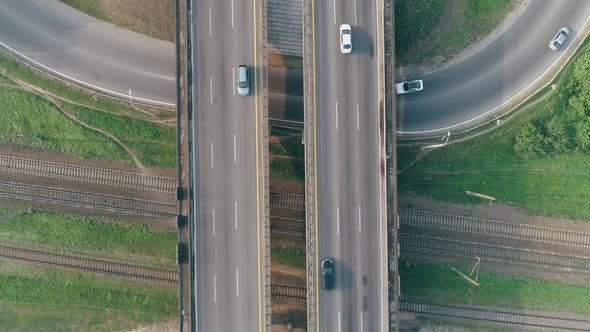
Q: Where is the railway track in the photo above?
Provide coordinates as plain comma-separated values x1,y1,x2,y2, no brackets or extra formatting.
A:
0,245,178,285
401,300,590,331
270,216,305,237
0,154,176,193
400,234,590,273
271,283,307,302
0,180,176,218
400,208,590,248
270,192,305,211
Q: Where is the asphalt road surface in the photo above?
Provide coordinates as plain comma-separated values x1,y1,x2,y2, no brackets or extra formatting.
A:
396,0,590,135
314,0,387,331
191,0,266,330
0,0,175,105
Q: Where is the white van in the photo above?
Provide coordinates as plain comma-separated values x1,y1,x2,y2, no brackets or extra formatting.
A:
237,65,249,96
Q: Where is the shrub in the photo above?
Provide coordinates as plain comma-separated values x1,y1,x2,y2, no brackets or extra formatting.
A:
514,122,545,159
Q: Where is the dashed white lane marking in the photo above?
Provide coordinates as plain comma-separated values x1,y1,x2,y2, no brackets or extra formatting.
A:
357,104,360,131
231,0,234,27
210,142,214,169
338,311,341,332
335,102,339,130
337,206,340,235
209,10,212,36
234,134,237,164
236,268,239,296
232,67,235,96
212,209,215,237
235,201,238,230
213,275,217,303
358,205,362,233
210,76,213,104
333,0,336,25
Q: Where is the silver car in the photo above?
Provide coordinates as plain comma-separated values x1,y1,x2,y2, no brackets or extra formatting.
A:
237,65,249,96
548,27,569,51
395,79,423,95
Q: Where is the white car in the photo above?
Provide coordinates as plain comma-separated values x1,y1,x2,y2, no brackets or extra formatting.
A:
395,79,423,95
339,24,352,54
548,27,569,51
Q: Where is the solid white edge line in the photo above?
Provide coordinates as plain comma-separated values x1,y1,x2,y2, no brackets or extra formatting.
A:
376,0,385,328
234,134,237,163
235,201,238,230
0,42,175,107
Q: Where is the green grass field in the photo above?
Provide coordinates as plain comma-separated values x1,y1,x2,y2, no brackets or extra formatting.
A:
58,0,110,22
400,259,590,316
66,104,176,168
0,86,129,161
398,46,590,220
0,260,177,332
0,54,176,168
0,209,176,269
396,0,516,66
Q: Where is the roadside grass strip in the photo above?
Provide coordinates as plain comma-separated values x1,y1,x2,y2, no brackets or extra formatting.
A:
398,46,590,221
396,0,516,66
400,259,590,316
58,0,110,22
0,209,176,269
0,260,176,332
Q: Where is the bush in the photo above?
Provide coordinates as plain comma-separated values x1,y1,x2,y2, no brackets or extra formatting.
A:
544,118,571,153
514,122,545,159
574,117,590,151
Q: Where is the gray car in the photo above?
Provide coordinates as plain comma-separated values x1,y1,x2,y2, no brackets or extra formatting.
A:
321,258,334,290
549,27,569,51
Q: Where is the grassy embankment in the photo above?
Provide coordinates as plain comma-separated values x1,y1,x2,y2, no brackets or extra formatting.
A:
396,0,516,66
0,209,176,269
398,46,590,221
59,0,175,42
0,53,176,168
0,260,177,332
400,259,590,316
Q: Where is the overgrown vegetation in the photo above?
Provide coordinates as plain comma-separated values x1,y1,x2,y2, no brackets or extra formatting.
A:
271,247,306,269
0,260,176,331
395,0,516,66
0,209,176,269
398,47,590,220
269,132,304,182
400,259,590,316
